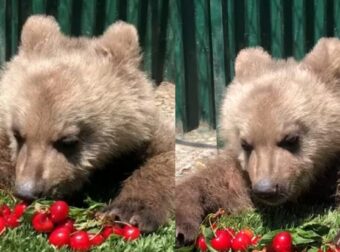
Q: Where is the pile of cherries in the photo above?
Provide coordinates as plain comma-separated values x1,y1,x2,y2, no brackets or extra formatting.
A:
196,227,262,252
0,201,140,251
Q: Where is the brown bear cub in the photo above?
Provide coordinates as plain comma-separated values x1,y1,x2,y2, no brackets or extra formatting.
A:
0,15,174,233
176,38,340,245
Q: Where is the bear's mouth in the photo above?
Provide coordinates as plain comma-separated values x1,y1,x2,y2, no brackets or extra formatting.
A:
251,190,289,206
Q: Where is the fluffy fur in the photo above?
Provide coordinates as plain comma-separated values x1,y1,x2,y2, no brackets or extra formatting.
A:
176,38,340,245
0,15,174,233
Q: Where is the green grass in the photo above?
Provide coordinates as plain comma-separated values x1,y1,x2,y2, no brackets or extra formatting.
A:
177,205,340,252
0,192,175,252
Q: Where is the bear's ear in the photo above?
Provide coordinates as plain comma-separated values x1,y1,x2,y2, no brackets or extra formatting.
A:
235,47,273,81
20,15,60,54
97,21,141,66
302,38,340,79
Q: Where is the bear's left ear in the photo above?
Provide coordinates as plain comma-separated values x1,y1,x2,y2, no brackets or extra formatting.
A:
235,47,273,81
97,21,141,67
20,15,61,54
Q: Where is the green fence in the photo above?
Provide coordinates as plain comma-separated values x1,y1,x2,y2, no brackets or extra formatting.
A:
0,0,177,86
175,0,340,132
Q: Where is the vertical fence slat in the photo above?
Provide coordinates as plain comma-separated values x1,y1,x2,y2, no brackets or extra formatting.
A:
0,0,6,65
80,0,96,36
105,0,118,28
245,0,260,46
32,0,46,14
164,0,185,128
196,0,214,127
314,0,326,43
126,0,140,27
142,1,152,75
10,0,18,56
225,0,236,80
182,0,199,131
57,0,73,35
271,0,284,57
209,0,226,141
292,0,305,59
334,0,340,36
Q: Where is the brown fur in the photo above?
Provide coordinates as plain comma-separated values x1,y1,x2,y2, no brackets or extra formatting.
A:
0,15,174,233
176,38,340,245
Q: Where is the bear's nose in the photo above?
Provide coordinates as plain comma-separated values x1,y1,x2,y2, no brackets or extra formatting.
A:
14,181,41,201
252,179,278,199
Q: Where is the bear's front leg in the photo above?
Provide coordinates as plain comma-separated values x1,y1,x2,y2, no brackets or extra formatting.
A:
175,152,253,246
99,150,174,233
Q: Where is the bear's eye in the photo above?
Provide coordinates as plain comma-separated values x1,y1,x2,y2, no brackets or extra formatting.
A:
278,134,300,153
13,129,25,148
54,136,79,155
241,139,253,153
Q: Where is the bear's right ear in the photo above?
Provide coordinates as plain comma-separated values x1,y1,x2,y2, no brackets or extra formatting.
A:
235,47,273,81
302,37,340,79
20,15,60,54
97,21,141,67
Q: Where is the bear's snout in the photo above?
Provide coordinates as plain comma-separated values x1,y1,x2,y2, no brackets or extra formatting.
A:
14,180,42,201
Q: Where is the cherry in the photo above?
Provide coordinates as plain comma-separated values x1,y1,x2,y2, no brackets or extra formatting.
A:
4,213,20,228
271,231,293,252
50,201,69,223
13,202,28,218
0,217,6,234
240,228,254,240
231,232,252,251
101,226,113,239
89,233,105,246
70,231,91,251
251,235,261,245
112,225,124,236
123,225,140,241
211,229,232,251
196,235,208,251
224,227,236,238
48,227,70,248
32,212,54,233
0,204,11,217
57,218,75,232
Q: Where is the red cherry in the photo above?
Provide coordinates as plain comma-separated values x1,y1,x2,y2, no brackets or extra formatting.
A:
240,228,254,240
211,229,232,251
196,235,208,251
231,232,252,251
101,226,113,239
0,217,6,234
89,233,105,246
49,201,69,223
70,231,91,251
224,227,236,238
0,204,11,217
271,231,293,252
4,214,20,228
112,225,124,236
123,225,140,241
13,202,28,218
48,227,70,248
57,218,75,232
251,235,261,245
32,212,54,233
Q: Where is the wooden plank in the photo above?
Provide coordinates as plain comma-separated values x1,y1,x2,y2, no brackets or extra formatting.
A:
32,0,46,14
270,0,284,57
80,0,96,36
314,0,326,42
0,0,6,65
245,0,260,46
57,0,73,35
292,0,305,59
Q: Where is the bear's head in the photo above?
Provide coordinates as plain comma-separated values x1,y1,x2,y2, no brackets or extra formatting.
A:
220,41,340,206
0,15,156,200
